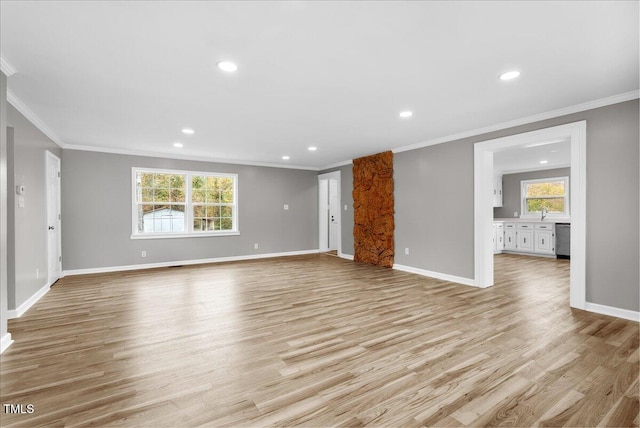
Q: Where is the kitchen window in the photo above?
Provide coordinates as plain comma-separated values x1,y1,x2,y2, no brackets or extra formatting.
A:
132,167,238,239
521,176,569,217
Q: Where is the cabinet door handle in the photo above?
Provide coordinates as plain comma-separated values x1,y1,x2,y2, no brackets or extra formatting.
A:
524,237,526,243
542,238,544,245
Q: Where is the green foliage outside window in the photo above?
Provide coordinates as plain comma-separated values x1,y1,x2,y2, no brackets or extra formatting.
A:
524,180,567,213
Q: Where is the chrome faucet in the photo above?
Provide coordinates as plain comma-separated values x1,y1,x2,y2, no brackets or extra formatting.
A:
541,206,548,221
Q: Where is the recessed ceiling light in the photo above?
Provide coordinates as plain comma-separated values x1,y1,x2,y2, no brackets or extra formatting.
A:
399,111,413,118
217,61,238,72
540,160,548,164
173,142,183,148
499,70,520,81
282,155,290,160
308,146,317,151
182,128,194,135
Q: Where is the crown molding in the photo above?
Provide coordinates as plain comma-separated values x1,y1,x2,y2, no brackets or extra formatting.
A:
319,159,353,171
63,144,320,171
6,90,65,147
392,90,640,155
0,55,17,76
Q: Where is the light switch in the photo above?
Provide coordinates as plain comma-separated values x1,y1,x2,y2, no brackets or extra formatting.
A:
283,204,289,210
18,196,25,208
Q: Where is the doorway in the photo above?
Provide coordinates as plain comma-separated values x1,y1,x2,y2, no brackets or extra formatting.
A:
318,171,341,255
474,121,586,310
46,151,62,284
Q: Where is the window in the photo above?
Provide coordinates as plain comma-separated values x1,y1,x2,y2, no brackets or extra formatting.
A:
521,176,569,217
132,168,238,238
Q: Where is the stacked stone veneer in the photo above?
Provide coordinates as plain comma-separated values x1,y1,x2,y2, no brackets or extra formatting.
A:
352,151,394,268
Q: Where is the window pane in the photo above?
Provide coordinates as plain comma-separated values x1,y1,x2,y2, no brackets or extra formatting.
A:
192,175,205,190
193,205,205,217
206,189,220,203
206,206,220,218
169,174,184,189
526,198,565,213
170,189,185,203
138,172,154,188
207,218,218,231
193,218,203,231
192,189,205,203
526,181,565,197
220,217,233,230
154,174,169,188
220,178,234,203
207,176,219,190
221,206,232,218
140,188,153,202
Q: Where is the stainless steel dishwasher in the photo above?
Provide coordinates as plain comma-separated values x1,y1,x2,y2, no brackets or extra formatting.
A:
556,223,570,259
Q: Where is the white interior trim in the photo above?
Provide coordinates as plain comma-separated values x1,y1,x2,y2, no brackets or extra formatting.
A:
66,144,319,171
339,253,354,261
0,55,17,76
393,91,637,156
474,121,587,310
6,90,64,147
63,249,320,277
393,264,476,287
0,333,13,354
584,302,640,323
7,280,52,319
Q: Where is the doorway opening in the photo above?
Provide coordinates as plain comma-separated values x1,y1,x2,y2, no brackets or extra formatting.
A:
46,151,62,285
318,171,341,256
474,121,586,310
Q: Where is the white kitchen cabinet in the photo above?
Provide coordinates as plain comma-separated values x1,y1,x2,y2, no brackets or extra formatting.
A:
504,224,517,250
493,175,503,207
516,223,534,252
495,222,504,252
498,221,558,256
534,223,555,255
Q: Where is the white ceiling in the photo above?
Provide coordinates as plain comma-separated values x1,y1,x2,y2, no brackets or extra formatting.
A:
494,138,571,175
1,1,638,170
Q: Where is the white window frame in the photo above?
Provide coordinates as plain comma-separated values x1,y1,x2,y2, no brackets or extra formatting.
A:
131,167,239,239
520,176,570,218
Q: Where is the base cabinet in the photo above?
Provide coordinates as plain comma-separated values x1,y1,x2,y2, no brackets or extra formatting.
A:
517,229,534,251
496,222,556,256
504,229,516,250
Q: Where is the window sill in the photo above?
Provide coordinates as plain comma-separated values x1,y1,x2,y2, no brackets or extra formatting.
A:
130,231,240,240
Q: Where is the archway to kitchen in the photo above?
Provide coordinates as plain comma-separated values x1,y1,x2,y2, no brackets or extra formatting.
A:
473,121,586,310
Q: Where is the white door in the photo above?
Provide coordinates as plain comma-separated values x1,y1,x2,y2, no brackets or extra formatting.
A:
328,179,339,250
46,152,62,283
317,171,341,253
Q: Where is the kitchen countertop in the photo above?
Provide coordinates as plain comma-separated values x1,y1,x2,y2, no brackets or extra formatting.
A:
494,218,571,224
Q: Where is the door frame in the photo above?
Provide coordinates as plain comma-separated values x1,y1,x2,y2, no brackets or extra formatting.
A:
45,151,62,284
318,171,341,255
473,121,587,310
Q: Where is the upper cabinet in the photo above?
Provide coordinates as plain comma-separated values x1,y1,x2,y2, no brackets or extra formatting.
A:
493,175,503,207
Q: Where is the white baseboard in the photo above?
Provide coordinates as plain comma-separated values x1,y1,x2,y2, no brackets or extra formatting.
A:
7,280,53,319
63,249,321,277
393,264,476,287
584,302,640,322
339,253,354,261
1,333,14,354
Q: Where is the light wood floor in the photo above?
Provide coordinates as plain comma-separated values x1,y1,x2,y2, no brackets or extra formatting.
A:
1,254,638,427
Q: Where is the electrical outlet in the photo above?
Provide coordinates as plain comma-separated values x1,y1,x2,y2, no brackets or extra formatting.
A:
514,211,518,217
405,248,409,255
283,204,289,210
344,204,348,211
36,268,39,279
254,243,259,249
141,250,147,258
